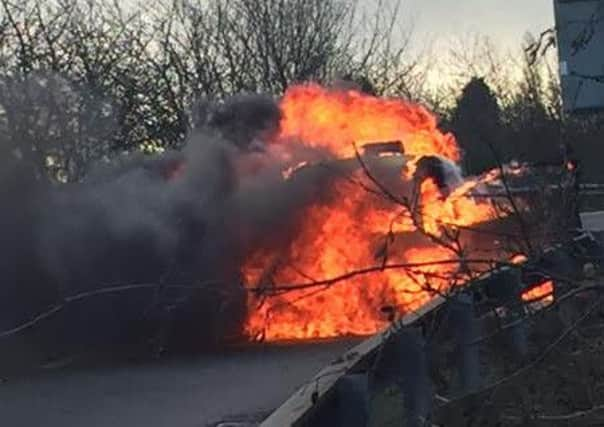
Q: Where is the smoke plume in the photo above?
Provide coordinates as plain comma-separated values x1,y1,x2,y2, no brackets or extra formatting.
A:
0,92,330,355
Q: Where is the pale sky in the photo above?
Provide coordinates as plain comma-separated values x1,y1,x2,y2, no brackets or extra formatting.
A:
401,0,555,50
372,0,558,91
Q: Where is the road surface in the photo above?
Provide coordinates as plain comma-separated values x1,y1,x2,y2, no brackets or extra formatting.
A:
0,340,361,427
580,210,604,232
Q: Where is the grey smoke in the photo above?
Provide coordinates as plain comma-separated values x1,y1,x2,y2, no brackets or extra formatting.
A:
193,93,282,149
0,92,331,353
0,87,464,355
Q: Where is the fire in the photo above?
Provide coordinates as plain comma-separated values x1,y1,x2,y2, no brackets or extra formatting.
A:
521,280,554,303
418,178,496,236
510,254,555,305
244,178,461,341
243,84,501,341
510,254,528,264
278,84,460,167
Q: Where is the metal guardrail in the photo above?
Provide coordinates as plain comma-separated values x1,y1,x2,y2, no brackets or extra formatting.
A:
260,231,604,427
471,183,604,198
260,295,448,427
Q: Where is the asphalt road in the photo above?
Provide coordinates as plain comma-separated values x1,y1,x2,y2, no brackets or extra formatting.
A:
580,210,604,232
0,339,360,427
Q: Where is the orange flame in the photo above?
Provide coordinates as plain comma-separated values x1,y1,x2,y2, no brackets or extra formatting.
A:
511,254,555,305
418,178,496,236
278,84,460,164
521,280,554,303
510,254,528,264
243,84,500,341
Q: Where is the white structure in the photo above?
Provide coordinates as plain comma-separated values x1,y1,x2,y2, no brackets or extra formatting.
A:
554,0,604,112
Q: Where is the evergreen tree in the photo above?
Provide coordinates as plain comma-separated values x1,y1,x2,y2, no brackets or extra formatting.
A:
451,77,502,174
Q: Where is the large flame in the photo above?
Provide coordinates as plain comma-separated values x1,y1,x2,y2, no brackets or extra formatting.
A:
278,84,460,163
243,84,501,341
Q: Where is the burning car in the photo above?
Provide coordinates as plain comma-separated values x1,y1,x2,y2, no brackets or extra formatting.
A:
283,140,464,214
237,84,511,342
88,84,519,347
